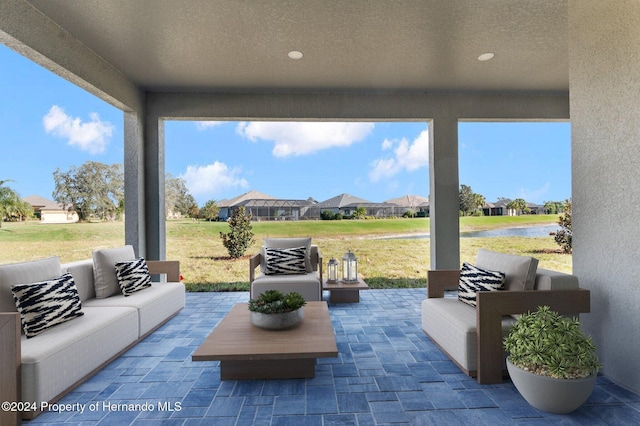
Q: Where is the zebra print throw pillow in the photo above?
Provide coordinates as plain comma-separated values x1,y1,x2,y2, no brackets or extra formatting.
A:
264,246,307,275
458,262,505,307
11,273,84,338
115,257,152,296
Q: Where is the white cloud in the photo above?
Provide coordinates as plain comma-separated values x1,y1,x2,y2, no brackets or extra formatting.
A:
369,129,429,182
519,182,551,203
236,122,375,157
195,121,226,130
179,161,248,197
43,105,113,154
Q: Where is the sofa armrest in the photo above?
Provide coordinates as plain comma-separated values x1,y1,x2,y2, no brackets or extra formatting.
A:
317,250,323,286
249,253,262,284
476,288,591,384
427,270,460,298
0,313,21,426
146,260,181,282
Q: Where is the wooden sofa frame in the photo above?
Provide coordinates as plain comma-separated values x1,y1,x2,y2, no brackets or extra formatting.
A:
0,261,180,426
426,270,591,384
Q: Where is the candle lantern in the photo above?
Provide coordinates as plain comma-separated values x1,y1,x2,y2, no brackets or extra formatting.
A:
341,250,358,282
327,258,339,283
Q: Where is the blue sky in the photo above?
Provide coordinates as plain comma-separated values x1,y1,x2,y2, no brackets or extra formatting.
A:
1,44,571,207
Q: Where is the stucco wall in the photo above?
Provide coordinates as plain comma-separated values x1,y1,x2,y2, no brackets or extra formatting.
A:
569,0,640,394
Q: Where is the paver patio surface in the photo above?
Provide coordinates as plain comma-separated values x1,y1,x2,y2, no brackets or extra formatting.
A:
25,289,640,425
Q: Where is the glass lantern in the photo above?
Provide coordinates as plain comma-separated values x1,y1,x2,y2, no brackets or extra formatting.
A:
327,258,339,283
341,250,358,282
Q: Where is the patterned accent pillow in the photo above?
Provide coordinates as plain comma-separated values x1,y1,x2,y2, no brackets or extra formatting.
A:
458,262,505,307
264,246,307,275
115,257,152,296
11,273,84,338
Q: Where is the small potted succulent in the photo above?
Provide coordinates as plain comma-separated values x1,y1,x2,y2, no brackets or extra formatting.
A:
504,305,601,414
248,290,306,330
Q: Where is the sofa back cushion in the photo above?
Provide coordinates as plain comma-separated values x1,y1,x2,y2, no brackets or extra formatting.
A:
261,238,312,273
475,249,538,291
0,257,61,312
62,259,96,302
92,245,136,298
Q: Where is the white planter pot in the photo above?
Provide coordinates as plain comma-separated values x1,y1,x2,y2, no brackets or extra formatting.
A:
507,358,596,414
250,307,304,330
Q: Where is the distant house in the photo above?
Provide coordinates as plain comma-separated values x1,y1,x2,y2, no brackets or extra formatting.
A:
483,199,542,216
385,195,430,217
313,193,400,218
218,190,316,221
23,195,79,223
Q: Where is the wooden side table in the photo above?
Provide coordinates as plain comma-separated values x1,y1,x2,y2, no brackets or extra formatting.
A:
323,277,369,303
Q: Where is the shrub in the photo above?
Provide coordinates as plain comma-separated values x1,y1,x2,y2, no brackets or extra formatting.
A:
504,306,600,379
248,290,306,313
219,206,254,258
551,199,572,254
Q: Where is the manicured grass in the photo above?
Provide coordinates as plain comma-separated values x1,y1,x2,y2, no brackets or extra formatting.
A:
0,215,570,291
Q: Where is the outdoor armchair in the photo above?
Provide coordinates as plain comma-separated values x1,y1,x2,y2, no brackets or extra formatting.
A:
422,249,590,384
249,237,323,302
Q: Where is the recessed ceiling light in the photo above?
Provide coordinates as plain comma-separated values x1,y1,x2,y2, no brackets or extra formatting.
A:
288,50,303,60
478,52,495,62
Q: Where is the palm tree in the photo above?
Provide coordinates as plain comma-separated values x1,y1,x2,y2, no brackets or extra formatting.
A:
507,198,529,215
0,179,19,228
473,193,486,216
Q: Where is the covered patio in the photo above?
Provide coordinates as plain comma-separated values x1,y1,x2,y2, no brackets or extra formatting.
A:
2,0,640,415
24,290,640,425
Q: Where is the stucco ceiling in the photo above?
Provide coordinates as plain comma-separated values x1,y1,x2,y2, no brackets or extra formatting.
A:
26,0,568,94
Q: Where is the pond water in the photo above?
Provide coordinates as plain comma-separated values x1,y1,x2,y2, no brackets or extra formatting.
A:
381,224,558,240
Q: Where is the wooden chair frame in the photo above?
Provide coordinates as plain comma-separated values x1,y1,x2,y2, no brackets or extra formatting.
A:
427,270,591,384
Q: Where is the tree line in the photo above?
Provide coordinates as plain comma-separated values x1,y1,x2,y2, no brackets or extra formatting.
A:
52,161,222,222
459,184,567,216
0,161,222,224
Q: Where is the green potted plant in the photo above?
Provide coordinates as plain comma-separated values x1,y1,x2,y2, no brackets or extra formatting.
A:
248,290,306,330
504,305,601,414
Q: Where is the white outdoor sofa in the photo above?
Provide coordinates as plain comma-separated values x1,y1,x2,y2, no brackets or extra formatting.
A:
0,246,184,422
421,249,591,384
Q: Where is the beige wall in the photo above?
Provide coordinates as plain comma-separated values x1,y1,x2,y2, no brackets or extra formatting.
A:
569,0,640,394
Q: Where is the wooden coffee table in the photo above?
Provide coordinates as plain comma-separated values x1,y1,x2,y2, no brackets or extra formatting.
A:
323,277,369,303
192,301,338,380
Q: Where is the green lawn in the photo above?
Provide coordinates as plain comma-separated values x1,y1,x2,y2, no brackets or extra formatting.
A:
0,215,570,291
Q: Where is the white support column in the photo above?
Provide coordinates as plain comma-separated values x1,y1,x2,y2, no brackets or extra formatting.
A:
429,116,460,270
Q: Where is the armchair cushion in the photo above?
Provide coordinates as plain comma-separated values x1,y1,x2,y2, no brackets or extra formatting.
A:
264,246,307,275
475,249,538,291
262,237,312,272
458,262,505,307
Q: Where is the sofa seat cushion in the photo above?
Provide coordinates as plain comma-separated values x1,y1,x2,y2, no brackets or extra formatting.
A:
252,272,321,302
0,257,61,312
421,297,516,373
20,306,138,405
84,282,185,336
